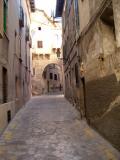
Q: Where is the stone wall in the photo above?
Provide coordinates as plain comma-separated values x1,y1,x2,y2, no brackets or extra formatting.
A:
63,0,120,151
80,2,120,150
0,0,32,134
0,101,15,135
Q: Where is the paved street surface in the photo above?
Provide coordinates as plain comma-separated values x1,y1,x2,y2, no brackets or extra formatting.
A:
0,95,120,160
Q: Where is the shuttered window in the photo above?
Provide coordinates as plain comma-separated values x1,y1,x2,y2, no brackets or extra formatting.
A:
4,0,8,33
0,0,3,37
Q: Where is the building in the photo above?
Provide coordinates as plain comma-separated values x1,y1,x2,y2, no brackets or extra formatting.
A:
0,0,35,134
62,0,120,150
31,10,63,95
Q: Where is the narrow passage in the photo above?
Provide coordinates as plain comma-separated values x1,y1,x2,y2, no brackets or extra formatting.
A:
0,95,119,160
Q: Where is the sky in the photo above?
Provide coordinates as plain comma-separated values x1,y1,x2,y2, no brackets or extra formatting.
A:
35,0,57,16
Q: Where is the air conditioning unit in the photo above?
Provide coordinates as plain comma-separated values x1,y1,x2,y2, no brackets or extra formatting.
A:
19,7,24,28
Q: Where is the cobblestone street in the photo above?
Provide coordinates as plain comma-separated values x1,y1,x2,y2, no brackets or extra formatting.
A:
0,94,120,160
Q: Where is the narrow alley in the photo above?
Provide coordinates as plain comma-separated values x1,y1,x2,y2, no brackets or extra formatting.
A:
0,94,119,160
0,0,120,159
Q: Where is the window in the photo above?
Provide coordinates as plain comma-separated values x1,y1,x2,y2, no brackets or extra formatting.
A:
75,63,79,87
38,27,41,30
7,110,11,123
4,0,8,32
66,0,72,16
57,52,60,58
26,26,30,41
15,76,19,98
56,48,61,58
39,54,43,59
45,54,50,60
49,73,53,80
74,0,80,29
19,6,24,28
54,74,57,80
37,41,43,48
32,53,38,60
0,0,3,37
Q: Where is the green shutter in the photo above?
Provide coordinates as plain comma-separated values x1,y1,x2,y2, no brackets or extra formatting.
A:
3,0,8,32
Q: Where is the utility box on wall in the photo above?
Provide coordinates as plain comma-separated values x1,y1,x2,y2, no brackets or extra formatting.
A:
0,0,3,38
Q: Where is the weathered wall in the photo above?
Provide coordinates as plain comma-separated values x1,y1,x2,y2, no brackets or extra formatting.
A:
0,102,15,134
63,0,120,150
0,0,32,135
80,7,120,150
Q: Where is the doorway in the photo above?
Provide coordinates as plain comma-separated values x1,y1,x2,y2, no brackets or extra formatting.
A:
81,77,87,119
2,67,8,103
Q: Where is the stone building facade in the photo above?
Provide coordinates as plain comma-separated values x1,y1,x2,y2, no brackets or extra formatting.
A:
62,0,120,150
31,10,63,95
0,0,34,134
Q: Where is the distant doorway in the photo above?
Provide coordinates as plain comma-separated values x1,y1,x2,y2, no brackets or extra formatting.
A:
81,77,87,118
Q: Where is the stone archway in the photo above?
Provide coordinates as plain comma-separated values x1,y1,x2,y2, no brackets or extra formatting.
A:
42,63,63,93
32,59,63,95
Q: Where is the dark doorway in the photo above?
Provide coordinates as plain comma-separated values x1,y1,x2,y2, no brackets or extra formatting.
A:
7,110,11,123
81,77,87,119
2,67,8,103
75,63,79,87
